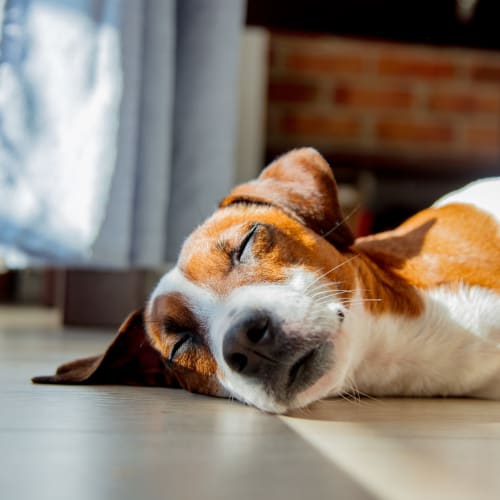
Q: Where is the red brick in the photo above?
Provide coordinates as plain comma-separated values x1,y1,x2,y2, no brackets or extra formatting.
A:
286,52,365,75
428,91,500,114
470,64,500,84
464,125,500,153
281,113,361,139
378,56,455,79
334,84,413,109
268,81,318,103
376,118,453,144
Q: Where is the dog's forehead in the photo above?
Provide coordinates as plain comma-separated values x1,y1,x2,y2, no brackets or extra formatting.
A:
177,210,248,281
177,205,316,284
181,204,308,251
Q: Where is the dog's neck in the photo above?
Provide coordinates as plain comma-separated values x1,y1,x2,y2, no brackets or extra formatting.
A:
347,249,424,317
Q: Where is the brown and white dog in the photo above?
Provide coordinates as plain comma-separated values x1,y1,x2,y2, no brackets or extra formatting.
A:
34,148,500,413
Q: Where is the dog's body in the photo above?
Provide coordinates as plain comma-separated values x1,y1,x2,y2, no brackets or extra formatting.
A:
34,149,500,413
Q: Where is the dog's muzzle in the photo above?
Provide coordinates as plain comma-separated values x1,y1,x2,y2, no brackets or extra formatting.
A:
222,309,332,401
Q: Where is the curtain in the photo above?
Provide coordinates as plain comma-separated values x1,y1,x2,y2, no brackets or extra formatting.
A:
0,0,245,268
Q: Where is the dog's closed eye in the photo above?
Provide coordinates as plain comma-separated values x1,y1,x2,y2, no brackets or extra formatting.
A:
169,333,192,361
232,223,260,264
232,223,277,266
164,320,194,361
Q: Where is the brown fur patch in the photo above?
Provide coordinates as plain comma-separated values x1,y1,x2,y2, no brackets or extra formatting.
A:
356,203,500,294
146,292,218,380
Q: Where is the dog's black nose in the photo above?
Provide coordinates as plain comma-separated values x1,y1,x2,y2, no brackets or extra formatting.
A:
222,310,275,376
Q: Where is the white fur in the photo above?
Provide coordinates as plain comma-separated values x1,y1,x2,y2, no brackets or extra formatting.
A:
149,267,218,331
343,285,500,400
433,177,500,220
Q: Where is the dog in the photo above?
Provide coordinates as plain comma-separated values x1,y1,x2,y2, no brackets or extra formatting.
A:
34,148,500,413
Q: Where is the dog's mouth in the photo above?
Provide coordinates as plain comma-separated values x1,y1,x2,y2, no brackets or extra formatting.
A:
288,348,318,389
283,342,333,399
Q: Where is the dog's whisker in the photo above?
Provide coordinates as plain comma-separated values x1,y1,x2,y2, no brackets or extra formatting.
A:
304,263,353,294
311,286,357,295
321,204,360,239
353,387,379,403
343,387,361,406
306,281,339,296
341,298,382,304
310,290,344,300
312,294,352,305
304,255,359,294
307,284,337,296
337,390,360,407
345,376,376,406
314,297,343,307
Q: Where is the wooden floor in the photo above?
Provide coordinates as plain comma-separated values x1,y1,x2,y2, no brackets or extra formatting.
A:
2,307,500,500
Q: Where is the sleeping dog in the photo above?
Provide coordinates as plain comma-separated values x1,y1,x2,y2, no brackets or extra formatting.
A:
34,148,500,413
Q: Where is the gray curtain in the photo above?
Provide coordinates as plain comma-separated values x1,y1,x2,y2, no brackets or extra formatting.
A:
94,0,245,267
0,0,245,268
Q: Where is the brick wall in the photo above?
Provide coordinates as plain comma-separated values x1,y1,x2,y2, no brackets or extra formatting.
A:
267,33,500,169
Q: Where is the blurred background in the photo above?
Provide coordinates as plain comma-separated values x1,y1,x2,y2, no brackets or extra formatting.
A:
1,0,499,327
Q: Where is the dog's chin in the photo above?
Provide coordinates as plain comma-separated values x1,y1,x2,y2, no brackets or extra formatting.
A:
221,339,341,414
289,331,354,411
264,334,354,413
284,339,334,397
288,370,344,411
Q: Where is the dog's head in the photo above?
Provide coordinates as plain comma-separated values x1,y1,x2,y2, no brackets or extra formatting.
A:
147,148,358,412
35,149,359,413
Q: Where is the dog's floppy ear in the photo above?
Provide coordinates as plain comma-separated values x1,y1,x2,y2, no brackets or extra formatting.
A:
220,148,354,247
32,309,181,388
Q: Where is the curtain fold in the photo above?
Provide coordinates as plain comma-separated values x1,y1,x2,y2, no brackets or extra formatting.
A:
91,0,177,267
0,0,245,268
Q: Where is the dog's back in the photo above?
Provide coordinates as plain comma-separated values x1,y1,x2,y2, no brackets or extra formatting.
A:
433,177,500,220
356,178,500,293
349,177,500,399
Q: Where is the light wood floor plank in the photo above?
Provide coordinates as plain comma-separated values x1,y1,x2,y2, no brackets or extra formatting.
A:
0,310,371,500
2,308,500,499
